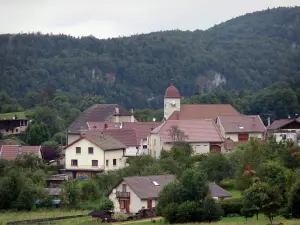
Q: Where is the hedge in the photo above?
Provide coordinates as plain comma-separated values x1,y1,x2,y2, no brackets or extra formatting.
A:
219,198,243,216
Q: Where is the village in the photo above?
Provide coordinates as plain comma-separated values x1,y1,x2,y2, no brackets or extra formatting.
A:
1,82,300,224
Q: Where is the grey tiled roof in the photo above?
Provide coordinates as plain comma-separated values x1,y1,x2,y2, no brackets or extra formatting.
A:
208,182,232,198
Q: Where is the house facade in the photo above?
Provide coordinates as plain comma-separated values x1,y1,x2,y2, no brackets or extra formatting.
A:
217,115,266,144
148,119,224,158
0,118,29,136
267,118,300,144
108,175,232,213
63,134,126,178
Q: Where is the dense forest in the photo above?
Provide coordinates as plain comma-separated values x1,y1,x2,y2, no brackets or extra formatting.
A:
0,7,300,109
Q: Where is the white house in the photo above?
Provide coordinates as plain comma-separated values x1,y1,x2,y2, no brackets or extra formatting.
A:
148,119,224,158
217,115,266,143
63,134,126,179
108,175,232,213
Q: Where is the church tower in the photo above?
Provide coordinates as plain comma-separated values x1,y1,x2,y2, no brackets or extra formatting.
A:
164,79,181,121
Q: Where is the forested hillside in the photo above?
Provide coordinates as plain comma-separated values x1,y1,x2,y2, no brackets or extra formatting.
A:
0,7,299,108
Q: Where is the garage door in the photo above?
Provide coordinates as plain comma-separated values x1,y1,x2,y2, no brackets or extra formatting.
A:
210,145,221,153
195,144,209,154
238,133,249,142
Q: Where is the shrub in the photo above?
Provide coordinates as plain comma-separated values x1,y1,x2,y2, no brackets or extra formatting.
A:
219,179,235,190
77,197,114,211
113,212,129,221
202,197,224,222
288,180,300,218
219,198,243,216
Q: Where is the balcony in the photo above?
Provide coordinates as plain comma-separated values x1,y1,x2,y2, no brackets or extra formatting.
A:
116,191,130,199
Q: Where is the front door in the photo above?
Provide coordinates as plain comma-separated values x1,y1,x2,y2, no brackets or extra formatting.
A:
147,199,152,209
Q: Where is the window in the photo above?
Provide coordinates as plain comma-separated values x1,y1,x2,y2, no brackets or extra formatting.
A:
92,160,98,167
71,159,78,166
152,181,160,186
88,147,94,154
76,147,81,154
15,128,18,132
122,184,127,192
106,160,109,167
113,159,117,166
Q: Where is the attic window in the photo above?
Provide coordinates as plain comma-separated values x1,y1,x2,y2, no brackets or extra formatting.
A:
239,126,244,129
93,126,97,128
152,181,160,186
114,125,118,128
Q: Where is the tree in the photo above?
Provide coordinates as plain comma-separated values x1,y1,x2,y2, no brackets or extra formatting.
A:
243,182,283,224
26,122,50,145
168,125,188,143
288,180,300,218
60,181,81,208
202,197,224,223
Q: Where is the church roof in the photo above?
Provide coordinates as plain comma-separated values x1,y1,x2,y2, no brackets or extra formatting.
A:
164,80,180,98
168,104,240,121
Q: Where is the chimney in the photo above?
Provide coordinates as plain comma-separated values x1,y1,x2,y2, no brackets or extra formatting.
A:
120,122,123,129
104,123,108,129
80,126,85,136
267,117,271,126
115,107,119,114
18,145,22,155
130,108,134,114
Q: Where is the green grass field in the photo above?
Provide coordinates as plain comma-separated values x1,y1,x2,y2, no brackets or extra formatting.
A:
0,209,90,225
228,189,242,198
0,111,27,120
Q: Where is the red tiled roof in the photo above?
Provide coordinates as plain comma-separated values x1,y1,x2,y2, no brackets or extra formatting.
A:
151,119,224,143
87,128,139,147
69,104,132,133
0,145,41,160
218,115,266,133
87,122,162,144
267,118,300,130
168,104,240,121
64,134,126,151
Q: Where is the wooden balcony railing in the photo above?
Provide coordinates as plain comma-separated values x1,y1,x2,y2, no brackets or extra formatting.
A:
116,191,130,199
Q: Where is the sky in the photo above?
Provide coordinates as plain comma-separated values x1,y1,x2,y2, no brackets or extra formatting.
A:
0,0,299,39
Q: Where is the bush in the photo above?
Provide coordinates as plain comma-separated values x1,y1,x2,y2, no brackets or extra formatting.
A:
113,212,129,221
219,179,235,190
176,201,202,223
202,197,224,222
219,198,243,216
78,197,114,211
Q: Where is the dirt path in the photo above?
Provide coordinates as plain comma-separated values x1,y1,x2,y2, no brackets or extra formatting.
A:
113,217,162,225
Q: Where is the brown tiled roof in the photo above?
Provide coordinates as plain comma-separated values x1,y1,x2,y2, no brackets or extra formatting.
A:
218,115,266,133
168,104,240,120
68,104,132,133
64,134,126,151
165,85,181,98
124,175,175,200
0,145,41,160
267,118,300,130
87,122,162,144
151,119,224,143
86,128,139,147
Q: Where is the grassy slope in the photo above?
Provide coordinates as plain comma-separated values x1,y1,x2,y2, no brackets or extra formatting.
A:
0,111,27,120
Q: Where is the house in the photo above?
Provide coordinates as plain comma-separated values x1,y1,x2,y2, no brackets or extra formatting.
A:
164,80,240,121
63,134,127,178
68,104,136,143
0,145,42,160
0,117,29,136
86,128,140,156
148,119,224,158
109,175,175,213
217,115,266,144
45,174,69,188
108,175,232,213
267,118,300,144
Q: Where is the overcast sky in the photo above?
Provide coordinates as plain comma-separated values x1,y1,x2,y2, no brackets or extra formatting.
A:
0,0,299,39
